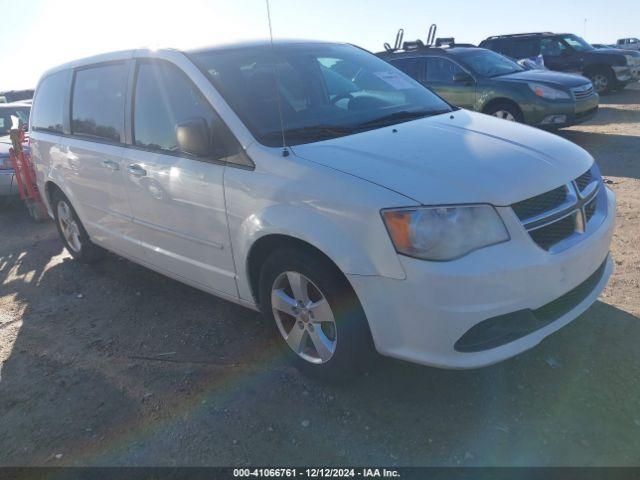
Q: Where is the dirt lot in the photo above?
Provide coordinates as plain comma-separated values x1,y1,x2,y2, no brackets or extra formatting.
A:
1,85,639,467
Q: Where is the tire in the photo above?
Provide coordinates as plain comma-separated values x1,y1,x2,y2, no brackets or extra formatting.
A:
484,101,523,123
588,68,615,95
51,190,105,263
259,247,375,382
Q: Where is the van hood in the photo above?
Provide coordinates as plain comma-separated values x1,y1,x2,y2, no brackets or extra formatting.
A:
497,69,590,88
291,110,593,206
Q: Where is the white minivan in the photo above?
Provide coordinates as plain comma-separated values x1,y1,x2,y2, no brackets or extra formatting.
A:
30,41,615,380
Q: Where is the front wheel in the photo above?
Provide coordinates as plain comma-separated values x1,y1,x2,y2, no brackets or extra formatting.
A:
588,69,614,94
259,248,374,381
484,102,523,123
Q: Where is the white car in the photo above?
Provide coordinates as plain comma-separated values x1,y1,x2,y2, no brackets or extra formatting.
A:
30,41,615,380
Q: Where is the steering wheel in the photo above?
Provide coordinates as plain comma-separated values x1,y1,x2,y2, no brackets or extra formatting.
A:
330,92,354,105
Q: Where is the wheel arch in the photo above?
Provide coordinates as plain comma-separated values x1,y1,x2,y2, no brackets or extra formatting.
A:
583,63,613,77
247,234,348,305
236,205,407,304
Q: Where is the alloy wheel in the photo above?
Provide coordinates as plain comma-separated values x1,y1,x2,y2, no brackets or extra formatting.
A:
57,200,82,253
592,74,608,93
493,110,516,121
271,271,337,364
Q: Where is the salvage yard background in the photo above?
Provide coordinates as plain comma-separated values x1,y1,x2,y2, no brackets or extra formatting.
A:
0,85,639,466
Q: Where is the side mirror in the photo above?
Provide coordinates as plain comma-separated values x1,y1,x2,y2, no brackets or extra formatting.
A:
453,72,474,84
176,118,211,157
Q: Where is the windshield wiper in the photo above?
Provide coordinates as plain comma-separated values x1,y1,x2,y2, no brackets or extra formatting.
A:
262,125,358,144
356,109,449,129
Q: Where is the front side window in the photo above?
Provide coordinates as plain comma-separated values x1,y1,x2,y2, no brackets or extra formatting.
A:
133,61,236,160
192,43,452,146
541,38,569,56
31,71,68,133
425,57,464,83
71,63,127,142
561,35,594,52
456,50,523,77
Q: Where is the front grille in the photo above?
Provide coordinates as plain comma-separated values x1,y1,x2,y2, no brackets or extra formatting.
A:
572,84,595,100
529,212,577,250
511,166,604,252
454,259,608,352
512,185,568,221
575,169,593,191
584,196,597,223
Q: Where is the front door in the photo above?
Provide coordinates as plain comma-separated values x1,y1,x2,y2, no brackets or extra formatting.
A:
121,59,237,296
540,38,582,74
423,57,476,110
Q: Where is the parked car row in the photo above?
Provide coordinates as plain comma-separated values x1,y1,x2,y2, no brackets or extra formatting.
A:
27,39,615,380
375,29,640,131
479,32,640,93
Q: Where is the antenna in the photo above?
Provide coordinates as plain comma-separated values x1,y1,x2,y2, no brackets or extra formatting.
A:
265,0,289,157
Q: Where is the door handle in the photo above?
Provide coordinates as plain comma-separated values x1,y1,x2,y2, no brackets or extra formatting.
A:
101,159,120,171
127,164,147,177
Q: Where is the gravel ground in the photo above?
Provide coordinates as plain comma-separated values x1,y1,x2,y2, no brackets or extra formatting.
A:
0,85,639,467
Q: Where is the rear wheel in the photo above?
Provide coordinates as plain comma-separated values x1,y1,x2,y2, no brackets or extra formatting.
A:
52,191,105,263
484,102,523,123
259,247,374,381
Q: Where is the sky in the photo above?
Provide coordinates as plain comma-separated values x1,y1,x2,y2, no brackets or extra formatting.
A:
1,0,638,91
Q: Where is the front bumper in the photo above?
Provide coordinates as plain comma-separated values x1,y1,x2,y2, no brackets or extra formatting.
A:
526,94,599,128
0,170,17,197
348,187,615,369
613,66,633,83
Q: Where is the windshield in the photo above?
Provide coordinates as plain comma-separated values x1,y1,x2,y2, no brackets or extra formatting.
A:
562,34,594,52
456,49,523,77
192,43,452,146
0,106,30,136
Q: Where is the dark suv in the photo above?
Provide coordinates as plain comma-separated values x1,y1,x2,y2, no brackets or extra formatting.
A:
378,44,598,128
479,33,640,94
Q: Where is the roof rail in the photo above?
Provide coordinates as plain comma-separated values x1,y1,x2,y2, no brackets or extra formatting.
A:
485,32,554,40
435,37,455,47
402,39,425,51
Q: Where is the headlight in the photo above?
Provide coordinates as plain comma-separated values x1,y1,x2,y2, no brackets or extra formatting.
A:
528,83,571,100
382,205,510,261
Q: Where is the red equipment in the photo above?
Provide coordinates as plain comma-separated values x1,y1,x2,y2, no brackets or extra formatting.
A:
9,126,47,221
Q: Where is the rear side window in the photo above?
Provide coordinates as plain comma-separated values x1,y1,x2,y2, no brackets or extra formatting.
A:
133,61,236,160
31,70,68,133
71,63,127,142
390,57,422,81
503,39,540,59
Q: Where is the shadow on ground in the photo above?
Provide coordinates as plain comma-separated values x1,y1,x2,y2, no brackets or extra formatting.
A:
1,203,639,467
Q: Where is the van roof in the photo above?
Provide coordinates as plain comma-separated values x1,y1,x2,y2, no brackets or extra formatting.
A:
38,39,346,80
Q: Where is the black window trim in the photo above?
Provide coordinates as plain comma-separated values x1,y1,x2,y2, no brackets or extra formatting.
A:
128,57,253,170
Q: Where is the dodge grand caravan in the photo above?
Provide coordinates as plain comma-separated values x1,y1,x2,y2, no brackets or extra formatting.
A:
30,41,615,380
